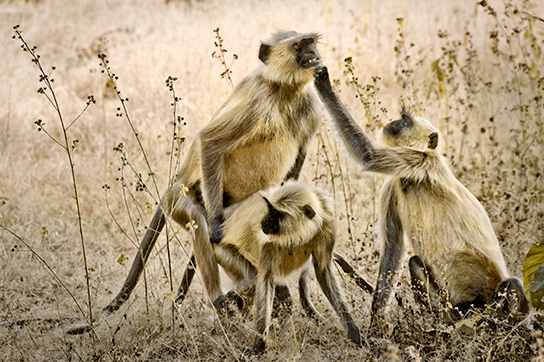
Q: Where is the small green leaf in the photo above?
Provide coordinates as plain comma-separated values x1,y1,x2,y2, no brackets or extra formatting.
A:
522,238,544,309
431,59,445,82
117,253,128,265
530,265,544,310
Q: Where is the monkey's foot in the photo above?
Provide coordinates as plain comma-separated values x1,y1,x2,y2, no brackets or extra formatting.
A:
212,292,244,315
174,290,189,305
347,326,363,346
247,337,266,356
225,290,245,311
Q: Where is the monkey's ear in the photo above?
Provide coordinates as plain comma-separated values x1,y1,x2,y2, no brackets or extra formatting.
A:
263,197,275,212
428,132,439,149
259,43,272,64
303,205,316,220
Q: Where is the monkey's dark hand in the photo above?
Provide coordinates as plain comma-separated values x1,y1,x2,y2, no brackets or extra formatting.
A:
313,66,333,94
209,215,224,244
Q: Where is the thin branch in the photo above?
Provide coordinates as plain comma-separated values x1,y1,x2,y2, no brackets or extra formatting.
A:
14,25,94,325
0,224,86,318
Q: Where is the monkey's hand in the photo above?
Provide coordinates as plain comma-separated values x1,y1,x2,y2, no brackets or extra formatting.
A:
209,215,224,244
313,66,333,94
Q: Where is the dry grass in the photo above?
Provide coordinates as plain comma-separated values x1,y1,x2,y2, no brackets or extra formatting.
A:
1,0,544,360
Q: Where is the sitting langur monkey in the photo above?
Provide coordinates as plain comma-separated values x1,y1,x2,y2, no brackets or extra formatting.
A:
104,30,327,313
313,66,530,326
182,181,362,353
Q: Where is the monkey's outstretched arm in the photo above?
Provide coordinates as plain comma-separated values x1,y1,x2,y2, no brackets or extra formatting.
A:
314,67,376,163
314,67,409,175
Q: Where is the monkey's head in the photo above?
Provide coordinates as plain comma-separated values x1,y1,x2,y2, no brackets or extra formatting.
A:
259,181,328,245
259,30,322,85
381,109,441,152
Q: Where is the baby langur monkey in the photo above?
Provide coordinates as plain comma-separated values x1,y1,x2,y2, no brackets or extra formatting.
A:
313,66,530,328
178,181,362,354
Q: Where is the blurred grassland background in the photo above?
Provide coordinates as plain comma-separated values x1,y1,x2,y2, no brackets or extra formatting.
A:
1,0,544,360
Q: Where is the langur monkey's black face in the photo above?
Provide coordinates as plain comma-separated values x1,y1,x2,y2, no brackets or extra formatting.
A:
383,113,413,137
382,109,440,151
258,33,322,70
293,36,321,68
261,197,283,235
261,196,317,236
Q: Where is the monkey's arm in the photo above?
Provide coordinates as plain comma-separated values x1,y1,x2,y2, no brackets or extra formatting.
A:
200,106,260,243
314,67,378,165
284,145,307,181
314,67,410,175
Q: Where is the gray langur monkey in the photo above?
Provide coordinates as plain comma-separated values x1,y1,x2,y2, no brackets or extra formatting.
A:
215,180,362,353
313,66,530,327
104,30,326,313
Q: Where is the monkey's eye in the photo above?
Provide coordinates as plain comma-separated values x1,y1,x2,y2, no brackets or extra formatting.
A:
303,205,316,220
399,115,413,128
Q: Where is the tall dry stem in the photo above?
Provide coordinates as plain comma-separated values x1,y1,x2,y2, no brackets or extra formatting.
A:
13,25,94,326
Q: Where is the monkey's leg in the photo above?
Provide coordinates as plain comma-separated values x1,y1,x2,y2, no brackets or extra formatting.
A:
103,208,166,313
333,252,374,293
213,243,256,284
313,259,361,345
250,242,279,354
494,277,530,322
213,243,257,312
175,253,196,305
371,191,404,325
409,256,430,304
299,263,324,320
272,285,293,318
408,255,442,315
189,206,226,309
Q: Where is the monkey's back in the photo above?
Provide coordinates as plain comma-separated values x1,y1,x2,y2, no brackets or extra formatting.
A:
221,193,267,267
381,163,510,302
